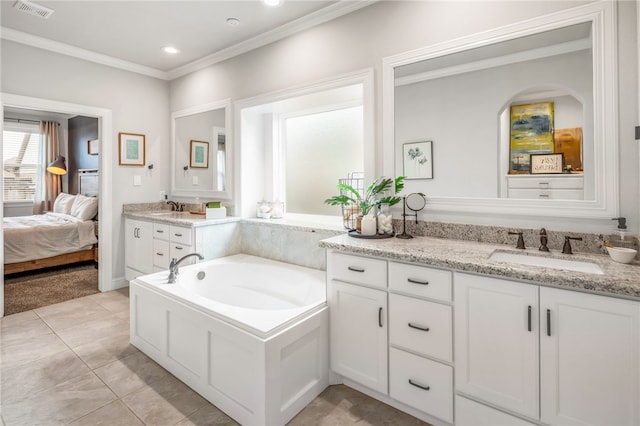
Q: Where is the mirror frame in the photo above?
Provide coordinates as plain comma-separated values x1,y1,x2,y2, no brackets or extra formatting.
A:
382,1,618,219
170,99,232,200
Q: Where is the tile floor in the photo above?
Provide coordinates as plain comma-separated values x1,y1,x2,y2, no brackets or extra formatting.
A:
1,289,429,426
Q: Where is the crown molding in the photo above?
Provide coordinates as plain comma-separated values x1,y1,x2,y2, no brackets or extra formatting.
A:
1,27,170,80
1,1,376,82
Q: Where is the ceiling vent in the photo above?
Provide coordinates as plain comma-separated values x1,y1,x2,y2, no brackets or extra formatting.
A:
13,0,54,19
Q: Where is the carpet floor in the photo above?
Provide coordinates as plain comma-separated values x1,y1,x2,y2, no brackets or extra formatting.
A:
4,261,99,316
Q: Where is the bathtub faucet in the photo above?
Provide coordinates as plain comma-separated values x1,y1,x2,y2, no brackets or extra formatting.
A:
168,253,204,283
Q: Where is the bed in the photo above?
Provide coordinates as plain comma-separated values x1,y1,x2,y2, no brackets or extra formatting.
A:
4,192,98,274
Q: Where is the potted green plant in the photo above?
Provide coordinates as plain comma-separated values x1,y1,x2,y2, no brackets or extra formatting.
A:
325,176,405,230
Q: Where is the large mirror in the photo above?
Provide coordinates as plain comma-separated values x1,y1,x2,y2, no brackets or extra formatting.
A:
382,1,618,219
171,99,231,199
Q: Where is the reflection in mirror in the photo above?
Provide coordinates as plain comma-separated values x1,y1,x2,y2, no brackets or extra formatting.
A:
394,22,592,200
171,100,231,199
385,2,618,219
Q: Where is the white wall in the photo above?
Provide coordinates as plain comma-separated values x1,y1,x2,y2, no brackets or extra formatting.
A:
1,40,170,285
170,0,637,233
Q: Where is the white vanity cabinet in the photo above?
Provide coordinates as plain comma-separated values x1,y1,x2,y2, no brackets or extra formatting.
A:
327,251,454,424
124,218,154,281
455,272,640,425
328,252,388,394
125,216,240,282
152,222,194,271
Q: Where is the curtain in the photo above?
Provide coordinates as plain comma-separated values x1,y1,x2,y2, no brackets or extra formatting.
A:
34,121,61,214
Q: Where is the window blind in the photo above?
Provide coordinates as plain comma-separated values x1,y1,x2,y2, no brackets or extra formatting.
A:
3,122,43,202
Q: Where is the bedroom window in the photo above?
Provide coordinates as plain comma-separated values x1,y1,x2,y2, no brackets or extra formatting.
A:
3,121,43,202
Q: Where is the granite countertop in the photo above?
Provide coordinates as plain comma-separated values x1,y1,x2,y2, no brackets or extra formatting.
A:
123,211,241,228
320,234,640,300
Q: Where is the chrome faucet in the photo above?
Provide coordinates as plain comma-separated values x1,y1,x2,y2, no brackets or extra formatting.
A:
168,253,204,283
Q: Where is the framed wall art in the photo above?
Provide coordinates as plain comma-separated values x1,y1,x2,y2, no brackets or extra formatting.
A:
403,141,433,179
87,138,99,155
530,153,564,174
190,140,209,168
509,101,554,173
118,132,145,166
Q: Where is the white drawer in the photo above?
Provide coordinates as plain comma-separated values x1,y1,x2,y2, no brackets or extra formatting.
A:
153,222,170,240
507,188,584,200
153,239,170,269
170,225,192,246
170,243,194,262
389,294,452,362
507,175,583,189
329,252,387,289
389,262,452,302
389,347,453,423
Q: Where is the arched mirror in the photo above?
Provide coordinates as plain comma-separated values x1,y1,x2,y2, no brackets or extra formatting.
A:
171,99,231,199
382,1,618,219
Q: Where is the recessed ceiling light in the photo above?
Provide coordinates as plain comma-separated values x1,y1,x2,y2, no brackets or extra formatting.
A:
226,18,240,27
263,0,282,7
162,46,179,54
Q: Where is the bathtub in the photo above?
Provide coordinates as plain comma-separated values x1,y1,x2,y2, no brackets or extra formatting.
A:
130,254,329,426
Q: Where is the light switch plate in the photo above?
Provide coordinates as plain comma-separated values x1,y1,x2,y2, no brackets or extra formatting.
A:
134,175,142,186
192,176,198,185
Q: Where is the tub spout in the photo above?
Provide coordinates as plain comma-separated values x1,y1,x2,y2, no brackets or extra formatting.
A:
168,253,204,283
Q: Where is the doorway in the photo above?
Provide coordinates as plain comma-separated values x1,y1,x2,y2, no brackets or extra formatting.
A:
0,93,113,318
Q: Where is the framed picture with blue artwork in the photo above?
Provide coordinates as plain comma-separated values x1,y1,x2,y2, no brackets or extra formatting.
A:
403,141,433,179
190,140,209,168
118,132,145,166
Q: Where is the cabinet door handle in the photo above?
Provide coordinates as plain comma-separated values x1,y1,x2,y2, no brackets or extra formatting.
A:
348,266,365,273
408,322,430,332
407,278,429,285
134,228,139,238
527,305,532,332
546,309,551,336
408,379,430,391
378,307,383,327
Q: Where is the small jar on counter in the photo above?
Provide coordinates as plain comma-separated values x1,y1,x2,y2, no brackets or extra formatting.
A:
256,201,272,219
377,203,393,235
270,201,284,219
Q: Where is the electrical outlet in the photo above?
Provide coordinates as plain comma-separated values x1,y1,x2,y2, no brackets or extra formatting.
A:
160,190,166,200
192,176,198,185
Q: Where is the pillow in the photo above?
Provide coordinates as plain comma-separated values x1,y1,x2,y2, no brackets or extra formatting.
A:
53,193,76,215
70,194,99,221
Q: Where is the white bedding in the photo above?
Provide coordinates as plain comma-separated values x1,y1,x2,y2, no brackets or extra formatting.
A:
4,212,97,264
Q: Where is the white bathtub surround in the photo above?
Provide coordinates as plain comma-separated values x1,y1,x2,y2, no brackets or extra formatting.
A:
130,254,329,426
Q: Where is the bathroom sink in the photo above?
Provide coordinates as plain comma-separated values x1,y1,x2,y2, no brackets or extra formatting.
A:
489,251,604,275
147,211,194,218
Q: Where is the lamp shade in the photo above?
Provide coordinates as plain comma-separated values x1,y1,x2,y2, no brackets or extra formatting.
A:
47,156,67,175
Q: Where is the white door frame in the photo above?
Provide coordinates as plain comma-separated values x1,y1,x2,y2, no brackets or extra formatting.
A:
0,93,113,317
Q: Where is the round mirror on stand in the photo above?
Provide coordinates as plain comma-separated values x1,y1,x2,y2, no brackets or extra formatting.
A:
396,192,426,239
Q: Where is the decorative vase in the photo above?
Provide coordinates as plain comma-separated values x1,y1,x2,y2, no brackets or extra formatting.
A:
361,213,377,236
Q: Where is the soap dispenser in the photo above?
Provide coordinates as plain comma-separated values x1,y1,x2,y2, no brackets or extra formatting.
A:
611,217,634,249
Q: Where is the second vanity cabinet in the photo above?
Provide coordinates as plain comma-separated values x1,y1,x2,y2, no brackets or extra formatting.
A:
328,251,454,424
124,216,240,282
455,272,640,426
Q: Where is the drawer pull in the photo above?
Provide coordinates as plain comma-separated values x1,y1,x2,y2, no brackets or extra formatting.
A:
408,379,430,391
407,278,429,285
156,253,164,256
539,194,550,198
156,230,164,233
348,266,365,273
174,233,183,237
175,246,184,250
408,322,430,332
378,307,383,328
